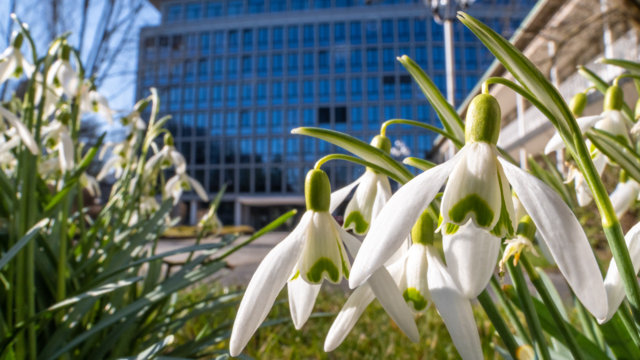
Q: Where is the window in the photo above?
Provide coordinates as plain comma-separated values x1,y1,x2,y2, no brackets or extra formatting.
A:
383,76,395,100
258,55,268,77
199,33,210,55
206,2,222,17
240,111,251,134
287,81,298,104
382,19,394,43
166,4,182,22
400,75,412,99
415,47,427,66
398,18,410,42
287,53,298,75
211,112,222,135
227,57,237,79
240,139,251,163
318,79,330,103
224,139,236,164
303,80,313,103
209,169,220,190
273,27,283,49
318,107,330,125
432,20,443,41
256,82,267,105
213,58,223,79
272,82,283,105
272,54,283,75
197,87,208,109
242,84,252,106
270,166,282,191
303,108,314,126
212,85,223,107
186,3,201,20
366,48,378,71
465,47,477,70
228,30,238,52
256,111,267,134
433,46,444,69
318,51,329,74
242,56,252,77
169,88,180,111
335,106,347,129
258,28,268,50
184,60,195,82
288,25,299,48
226,85,237,107
213,31,224,54
243,29,253,51
197,113,207,132
143,37,155,59
335,78,346,102
350,49,362,72
227,0,243,15
303,24,314,47
366,20,378,44
271,110,283,133
334,23,346,44
255,167,266,191
270,0,286,12
159,36,169,58
367,106,379,130
286,139,300,162
401,104,412,119
350,21,362,44
286,108,299,128
170,63,181,84
367,77,378,100
303,138,314,160
303,52,314,74
350,78,362,101
351,106,362,130
335,50,346,73
248,0,264,13
183,114,194,137
224,169,235,192
291,0,308,10
198,58,208,81
225,112,238,135
186,34,197,56
414,18,426,41
315,0,330,7
171,35,183,57
383,48,395,71
319,23,330,46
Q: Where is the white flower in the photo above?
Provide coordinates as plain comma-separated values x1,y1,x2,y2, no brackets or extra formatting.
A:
0,106,39,155
609,179,640,219
498,235,538,274
80,173,101,198
80,87,114,124
349,94,608,321
565,165,593,207
230,169,417,357
0,33,34,83
145,144,186,175
42,120,74,171
164,172,208,205
198,205,223,235
601,222,640,323
340,169,391,235
47,58,79,98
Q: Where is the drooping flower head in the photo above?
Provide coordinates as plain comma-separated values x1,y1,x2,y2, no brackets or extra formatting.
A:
350,93,608,322
0,31,34,84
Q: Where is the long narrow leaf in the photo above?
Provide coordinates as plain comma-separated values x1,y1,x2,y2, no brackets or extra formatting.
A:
0,218,48,269
577,66,634,120
587,129,640,184
47,277,143,311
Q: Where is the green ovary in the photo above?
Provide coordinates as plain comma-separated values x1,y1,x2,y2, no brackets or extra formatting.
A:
449,194,494,228
344,211,369,234
307,257,340,283
403,288,427,311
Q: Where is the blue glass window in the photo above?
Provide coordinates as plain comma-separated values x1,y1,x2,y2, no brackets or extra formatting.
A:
227,57,237,79
166,5,182,22
351,78,362,101
286,139,300,162
227,0,243,15
287,81,298,104
171,35,183,57
432,21,443,41
226,111,238,134
350,49,362,72
158,36,169,58
400,75,412,99
242,56,252,77
258,28,268,50
303,52,314,74
182,113,193,136
433,46,444,69
303,80,313,103
257,55,268,77
434,74,446,94
417,104,429,123
366,48,378,71
184,60,195,82
319,23,330,46
228,30,238,52
243,29,253,51
210,112,222,135
197,87,208,109
291,0,309,10
213,58,223,79
303,138,314,161
224,169,235,192
382,19,394,43
248,0,264,13
196,113,207,132
214,31,224,54
212,85,223,107
271,110,283,133
256,111,267,134
272,54,283,76
197,59,208,81
240,139,251,163
251,83,264,106
350,21,362,44
335,50,346,73
318,79,330,103
170,63,181,84
273,27,283,49
186,3,201,20
465,47,477,70
401,104,412,119
169,88,180,111
383,48,395,71
351,106,362,130
335,78,346,102
209,169,220,190
286,108,299,128
383,75,395,100
199,33,210,55
366,20,378,44
206,2,222,17
369,106,381,129
242,84,252,106
255,167,266,191
226,85,237,107
240,111,251,134
287,53,298,75
367,77,378,100
272,82,283,105
270,0,286,12
288,26,299,48
414,18,426,41
415,47,427,66
303,108,314,126
315,0,330,8
318,51,329,74
334,23,346,44
303,24,314,47
398,18,410,42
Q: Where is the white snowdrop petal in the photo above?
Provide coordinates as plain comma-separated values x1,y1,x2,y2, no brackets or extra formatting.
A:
287,276,321,330
324,283,375,352
329,176,361,213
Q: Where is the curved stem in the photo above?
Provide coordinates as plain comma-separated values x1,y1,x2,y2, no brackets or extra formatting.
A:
380,118,464,148
313,154,405,184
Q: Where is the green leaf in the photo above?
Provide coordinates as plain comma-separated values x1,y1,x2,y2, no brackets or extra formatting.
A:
121,335,175,360
599,58,640,74
402,157,435,171
527,156,574,207
47,277,143,311
291,127,414,184
599,311,640,359
587,129,640,184
397,55,465,143
577,66,634,120
0,218,48,270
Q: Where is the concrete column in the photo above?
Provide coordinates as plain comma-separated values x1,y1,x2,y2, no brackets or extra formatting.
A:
189,200,197,225
234,199,242,226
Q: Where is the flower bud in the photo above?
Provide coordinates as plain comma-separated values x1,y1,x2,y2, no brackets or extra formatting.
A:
60,44,71,62
465,94,501,145
12,32,23,49
411,209,434,245
164,133,174,146
516,215,536,241
604,85,623,111
305,169,331,212
569,92,587,117
370,134,391,153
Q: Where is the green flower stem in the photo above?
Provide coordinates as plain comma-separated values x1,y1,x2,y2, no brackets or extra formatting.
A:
520,255,584,359
619,304,640,350
313,153,405,184
380,119,464,148
613,74,640,86
477,289,519,358
506,261,551,360
490,277,531,344
575,300,602,348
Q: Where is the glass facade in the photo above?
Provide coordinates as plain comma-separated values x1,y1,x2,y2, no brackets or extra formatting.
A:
139,0,535,225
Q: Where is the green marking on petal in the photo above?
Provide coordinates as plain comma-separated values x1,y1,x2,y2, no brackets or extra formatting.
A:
306,257,340,283
444,222,459,235
448,194,494,228
290,270,300,281
344,210,369,234
491,171,514,237
403,288,427,311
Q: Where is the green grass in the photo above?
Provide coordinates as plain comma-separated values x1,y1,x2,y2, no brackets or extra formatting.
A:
176,283,504,359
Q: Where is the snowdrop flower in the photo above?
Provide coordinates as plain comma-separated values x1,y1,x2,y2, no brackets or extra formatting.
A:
80,86,114,124
350,93,608,321
164,172,208,205
601,222,640,323
0,32,34,83
42,120,74,171
230,169,417,357
390,139,411,158
0,106,39,155
145,134,186,175
545,85,631,174
498,215,539,274
47,45,80,98
565,164,593,206
80,173,101,198
198,204,222,236
609,176,640,219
